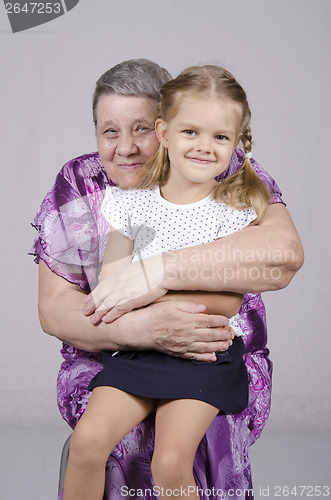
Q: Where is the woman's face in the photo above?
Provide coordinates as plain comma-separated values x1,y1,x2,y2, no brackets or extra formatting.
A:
96,94,159,188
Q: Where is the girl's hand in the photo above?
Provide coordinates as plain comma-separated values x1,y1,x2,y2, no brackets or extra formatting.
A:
83,254,167,324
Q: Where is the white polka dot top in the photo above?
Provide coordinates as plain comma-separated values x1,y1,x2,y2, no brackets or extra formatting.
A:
101,185,257,263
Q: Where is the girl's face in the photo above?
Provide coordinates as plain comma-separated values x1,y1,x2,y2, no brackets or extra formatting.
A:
156,95,240,193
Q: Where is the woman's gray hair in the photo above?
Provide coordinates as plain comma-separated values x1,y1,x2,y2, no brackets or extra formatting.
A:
93,59,172,127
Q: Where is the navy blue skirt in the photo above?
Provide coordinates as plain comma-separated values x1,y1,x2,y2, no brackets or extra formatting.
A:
88,336,248,413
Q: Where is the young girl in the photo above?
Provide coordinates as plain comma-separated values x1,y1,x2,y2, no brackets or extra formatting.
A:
63,65,270,500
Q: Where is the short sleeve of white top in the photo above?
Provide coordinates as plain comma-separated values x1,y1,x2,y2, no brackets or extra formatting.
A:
101,185,256,338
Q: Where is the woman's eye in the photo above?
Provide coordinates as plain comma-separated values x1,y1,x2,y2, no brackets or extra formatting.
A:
104,128,118,137
134,125,151,134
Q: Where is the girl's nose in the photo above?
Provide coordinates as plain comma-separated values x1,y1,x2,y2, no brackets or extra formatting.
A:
195,137,212,153
115,133,139,156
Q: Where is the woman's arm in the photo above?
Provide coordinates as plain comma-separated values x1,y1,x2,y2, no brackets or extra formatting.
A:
91,220,243,321
84,203,303,322
38,260,233,360
164,203,304,293
87,254,244,323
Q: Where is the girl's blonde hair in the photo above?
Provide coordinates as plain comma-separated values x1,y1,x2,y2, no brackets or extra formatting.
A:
139,65,270,223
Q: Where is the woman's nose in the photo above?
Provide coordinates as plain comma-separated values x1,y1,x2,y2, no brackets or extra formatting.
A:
115,132,139,156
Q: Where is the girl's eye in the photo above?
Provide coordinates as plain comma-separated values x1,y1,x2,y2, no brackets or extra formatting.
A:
183,129,196,136
215,135,228,141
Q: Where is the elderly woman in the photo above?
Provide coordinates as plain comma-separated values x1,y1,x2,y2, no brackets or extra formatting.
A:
31,59,303,500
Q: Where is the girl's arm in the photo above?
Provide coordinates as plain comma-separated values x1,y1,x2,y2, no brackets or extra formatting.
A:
99,229,133,281
155,291,243,317
92,229,133,319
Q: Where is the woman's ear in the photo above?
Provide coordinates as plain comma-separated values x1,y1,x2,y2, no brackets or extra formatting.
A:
155,119,168,148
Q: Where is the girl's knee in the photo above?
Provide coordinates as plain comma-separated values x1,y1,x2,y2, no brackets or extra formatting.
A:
69,419,111,466
151,448,193,485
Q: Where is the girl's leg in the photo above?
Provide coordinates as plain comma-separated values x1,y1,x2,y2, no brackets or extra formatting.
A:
63,386,157,500
151,399,219,500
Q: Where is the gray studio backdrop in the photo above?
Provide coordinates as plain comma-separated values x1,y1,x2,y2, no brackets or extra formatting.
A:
1,0,330,429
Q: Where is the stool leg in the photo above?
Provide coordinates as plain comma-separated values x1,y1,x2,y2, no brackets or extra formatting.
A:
58,435,71,496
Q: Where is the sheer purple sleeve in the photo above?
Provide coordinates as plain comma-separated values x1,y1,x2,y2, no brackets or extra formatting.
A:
29,153,109,290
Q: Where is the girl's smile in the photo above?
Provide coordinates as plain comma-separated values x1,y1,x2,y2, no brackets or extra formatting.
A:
156,95,240,203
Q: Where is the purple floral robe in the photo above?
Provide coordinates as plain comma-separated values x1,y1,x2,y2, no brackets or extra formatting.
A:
30,149,284,500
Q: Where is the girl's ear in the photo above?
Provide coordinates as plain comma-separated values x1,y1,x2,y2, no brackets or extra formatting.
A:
155,119,168,148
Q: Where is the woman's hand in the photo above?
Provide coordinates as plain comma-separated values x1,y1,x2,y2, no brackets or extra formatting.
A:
38,260,232,356
83,254,168,324
125,301,234,362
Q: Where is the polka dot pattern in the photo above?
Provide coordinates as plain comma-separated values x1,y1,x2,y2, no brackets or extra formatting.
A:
101,185,257,262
